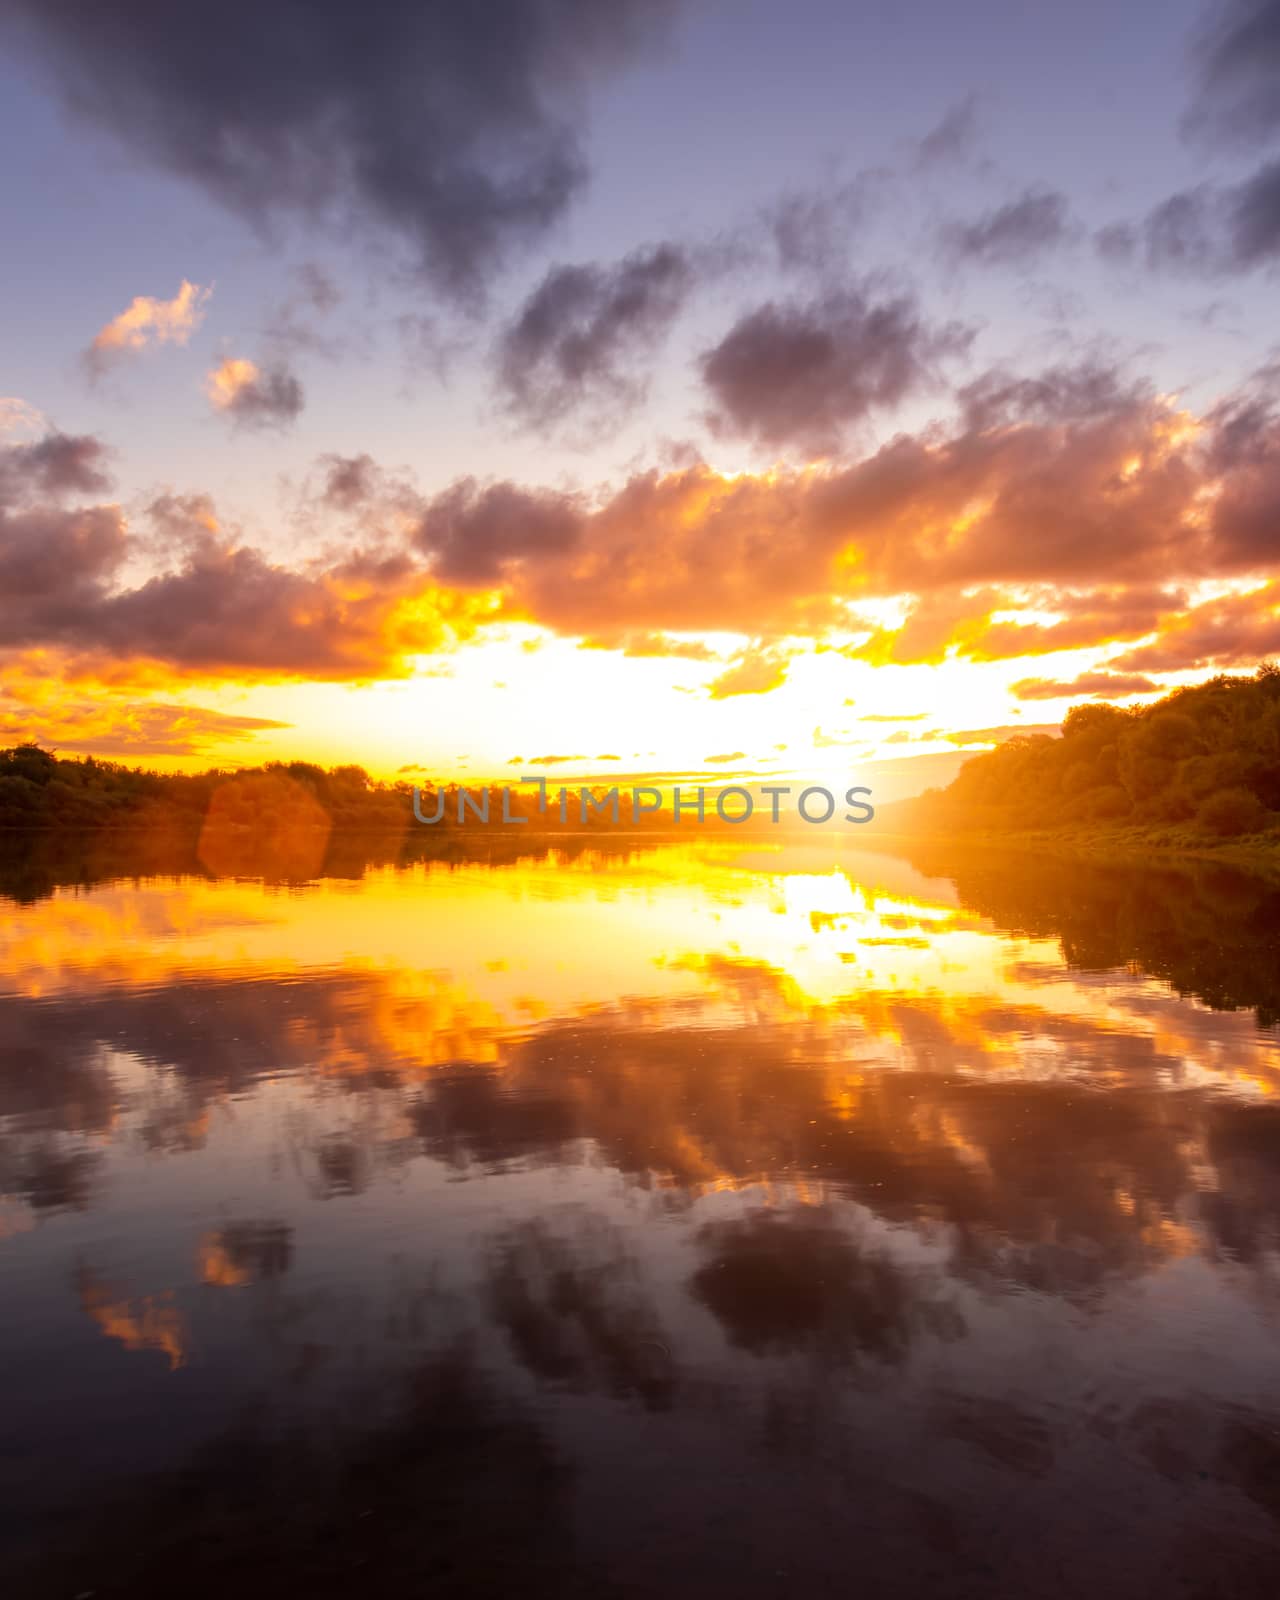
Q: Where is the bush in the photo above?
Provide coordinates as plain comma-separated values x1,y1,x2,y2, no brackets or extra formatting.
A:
1086,785,1132,821
0,745,57,786
1196,786,1268,837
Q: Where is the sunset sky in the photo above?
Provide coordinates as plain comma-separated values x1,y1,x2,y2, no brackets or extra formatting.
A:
2,0,1279,786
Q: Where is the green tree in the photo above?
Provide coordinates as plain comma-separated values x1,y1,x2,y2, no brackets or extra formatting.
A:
1197,787,1267,837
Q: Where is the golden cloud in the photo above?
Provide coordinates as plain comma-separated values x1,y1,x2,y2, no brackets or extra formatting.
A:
85,279,211,374
7,360,1280,708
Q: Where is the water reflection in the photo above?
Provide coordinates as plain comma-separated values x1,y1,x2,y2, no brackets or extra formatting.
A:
689,1203,965,1363
2,836,1279,1596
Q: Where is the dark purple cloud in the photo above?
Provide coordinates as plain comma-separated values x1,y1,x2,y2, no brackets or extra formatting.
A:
495,244,693,431
0,431,112,503
699,289,972,455
10,352,1280,680
1184,0,1280,147
0,505,127,627
0,441,465,678
957,361,1149,430
414,478,584,585
1105,160,1280,276
0,0,682,297
401,359,1280,642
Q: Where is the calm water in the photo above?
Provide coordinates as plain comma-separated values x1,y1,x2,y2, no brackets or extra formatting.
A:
2,836,1280,1598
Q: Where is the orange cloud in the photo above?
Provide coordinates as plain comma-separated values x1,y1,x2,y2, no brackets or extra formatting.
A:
943,723,1058,746
205,355,259,408
1114,583,1280,673
1012,671,1159,701
8,357,1280,710
403,391,1209,649
581,631,718,660
851,586,1185,667
402,366,1280,667
707,646,790,698
0,442,496,686
0,693,289,757
85,279,211,374
205,356,303,428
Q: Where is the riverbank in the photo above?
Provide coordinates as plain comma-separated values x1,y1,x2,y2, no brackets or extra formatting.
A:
869,820,1280,874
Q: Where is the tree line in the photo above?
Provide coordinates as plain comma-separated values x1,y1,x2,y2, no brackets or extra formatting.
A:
902,664,1280,840
0,750,798,836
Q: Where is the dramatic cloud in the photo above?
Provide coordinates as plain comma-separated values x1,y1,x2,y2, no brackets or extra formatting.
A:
11,354,1280,690
1,1,682,296
1102,161,1280,277
84,280,211,376
1184,0,1280,147
415,478,583,586
205,357,305,429
495,245,694,431
1114,584,1280,672
0,501,127,629
847,588,1009,668
960,588,1184,663
73,545,461,678
845,585,1180,669
1011,672,1159,701
0,431,112,502
699,289,971,454
1198,384,1280,567
939,190,1073,267
403,360,1280,658
956,361,1148,430
0,440,487,682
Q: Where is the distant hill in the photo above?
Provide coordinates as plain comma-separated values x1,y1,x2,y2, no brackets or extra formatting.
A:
893,665,1280,843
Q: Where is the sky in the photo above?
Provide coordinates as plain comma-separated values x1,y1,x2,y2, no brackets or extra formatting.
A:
1,0,1279,786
